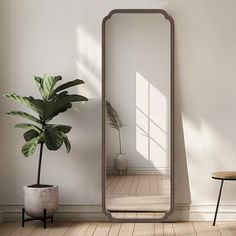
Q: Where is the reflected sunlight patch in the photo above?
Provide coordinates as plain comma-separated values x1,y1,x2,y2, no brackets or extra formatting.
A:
136,72,168,166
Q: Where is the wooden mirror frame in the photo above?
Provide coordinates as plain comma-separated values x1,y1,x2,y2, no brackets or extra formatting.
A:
102,9,174,222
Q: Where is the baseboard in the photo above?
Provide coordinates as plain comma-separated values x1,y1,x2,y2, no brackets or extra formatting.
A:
169,204,236,222
2,203,236,222
107,167,170,175
1,205,108,222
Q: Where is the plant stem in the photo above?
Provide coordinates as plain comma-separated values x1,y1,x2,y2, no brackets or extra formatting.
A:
118,129,122,154
37,142,44,185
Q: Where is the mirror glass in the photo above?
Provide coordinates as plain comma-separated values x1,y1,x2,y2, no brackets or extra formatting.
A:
103,11,173,220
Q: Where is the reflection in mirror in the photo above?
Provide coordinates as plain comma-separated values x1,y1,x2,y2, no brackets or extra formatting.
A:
103,10,173,220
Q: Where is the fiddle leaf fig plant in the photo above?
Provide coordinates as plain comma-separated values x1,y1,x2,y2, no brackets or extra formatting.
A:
4,74,88,187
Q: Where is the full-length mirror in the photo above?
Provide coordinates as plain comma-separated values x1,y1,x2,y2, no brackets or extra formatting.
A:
102,9,174,221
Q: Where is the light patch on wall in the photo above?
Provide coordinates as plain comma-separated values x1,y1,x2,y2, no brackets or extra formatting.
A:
182,116,234,163
76,26,101,99
135,72,168,167
181,116,236,202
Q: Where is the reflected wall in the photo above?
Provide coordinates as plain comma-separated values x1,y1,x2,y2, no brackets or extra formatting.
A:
106,13,171,174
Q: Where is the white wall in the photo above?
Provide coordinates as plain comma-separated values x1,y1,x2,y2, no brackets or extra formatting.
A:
1,0,236,221
105,13,171,172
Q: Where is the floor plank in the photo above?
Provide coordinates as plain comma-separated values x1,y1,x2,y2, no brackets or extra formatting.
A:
158,176,164,195
149,175,159,195
107,176,114,188
9,221,39,236
118,223,134,236
30,224,55,236
46,222,72,236
108,223,121,236
193,221,221,236
217,222,236,236
133,223,155,236
120,176,134,195
172,222,196,236
92,222,112,236
84,222,98,236
124,213,137,219
107,177,120,194
129,176,140,194
137,213,155,219
154,223,163,236
112,177,127,195
136,175,150,195
163,223,175,236
0,222,20,236
64,222,91,236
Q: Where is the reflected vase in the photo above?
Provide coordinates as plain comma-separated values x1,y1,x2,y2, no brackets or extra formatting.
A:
114,153,128,171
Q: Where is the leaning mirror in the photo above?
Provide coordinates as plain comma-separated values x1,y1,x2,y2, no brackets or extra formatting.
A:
102,9,174,222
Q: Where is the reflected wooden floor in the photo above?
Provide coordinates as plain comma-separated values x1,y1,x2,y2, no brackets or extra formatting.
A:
106,175,170,212
0,221,236,236
111,212,166,219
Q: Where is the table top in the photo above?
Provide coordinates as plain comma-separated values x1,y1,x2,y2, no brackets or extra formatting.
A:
212,171,236,180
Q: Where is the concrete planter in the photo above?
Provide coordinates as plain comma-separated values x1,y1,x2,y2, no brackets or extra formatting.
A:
23,186,58,218
114,153,128,170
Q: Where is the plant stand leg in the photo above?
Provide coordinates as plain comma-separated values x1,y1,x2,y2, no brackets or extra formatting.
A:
213,180,224,226
43,209,47,229
51,215,53,224
22,208,25,227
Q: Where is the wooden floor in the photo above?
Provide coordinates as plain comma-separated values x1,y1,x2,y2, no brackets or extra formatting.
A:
106,175,170,212
1,221,236,235
107,175,170,196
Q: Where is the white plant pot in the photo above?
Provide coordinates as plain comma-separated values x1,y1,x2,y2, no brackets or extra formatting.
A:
23,186,58,218
114,153,128,170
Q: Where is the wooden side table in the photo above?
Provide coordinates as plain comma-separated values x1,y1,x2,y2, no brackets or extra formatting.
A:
212,171,236,226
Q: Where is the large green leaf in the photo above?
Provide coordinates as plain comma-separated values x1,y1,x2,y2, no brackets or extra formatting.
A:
34,75,62,101
34,76,45,100
44,95,88,120
52,91,68,101
44,126,64,150
46,124,72,134
6,111,42,124
51,79,84,97
22,137,39,157
15,123,42,132
4,94,44,117
23,129,40,142
45,103,72,122
44,126,71,152
43,75,62,100
60,132,71,153
58,94,88,103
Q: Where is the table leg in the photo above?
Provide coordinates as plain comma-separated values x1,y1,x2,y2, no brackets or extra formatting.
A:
22,208,25,227
213,179,224,226
43,209,47,229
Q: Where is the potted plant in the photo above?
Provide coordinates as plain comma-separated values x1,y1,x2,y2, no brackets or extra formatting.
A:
105,101,127,175
4,74,88,221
